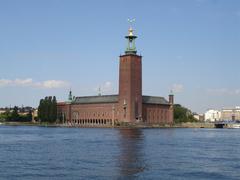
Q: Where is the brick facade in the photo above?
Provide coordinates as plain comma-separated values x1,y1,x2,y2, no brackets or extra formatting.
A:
118,54,142,122
58,103,118,127
143,103,173,124
57,100,173,126
57,29,174,127
57,53,174,127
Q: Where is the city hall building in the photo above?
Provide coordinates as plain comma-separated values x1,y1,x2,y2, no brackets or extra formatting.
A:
57,26,174,127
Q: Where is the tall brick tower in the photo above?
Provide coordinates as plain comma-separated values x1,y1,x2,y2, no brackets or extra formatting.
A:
118,24,142,123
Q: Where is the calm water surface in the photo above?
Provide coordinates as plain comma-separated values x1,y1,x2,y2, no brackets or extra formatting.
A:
0,126,240,180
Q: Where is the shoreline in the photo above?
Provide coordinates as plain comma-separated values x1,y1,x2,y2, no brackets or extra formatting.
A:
0,121,216,129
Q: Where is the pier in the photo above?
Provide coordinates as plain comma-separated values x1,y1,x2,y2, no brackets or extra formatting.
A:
214,121,240,128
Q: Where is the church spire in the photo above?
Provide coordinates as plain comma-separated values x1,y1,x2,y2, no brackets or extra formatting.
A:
125,18,137,55
68,89,73,101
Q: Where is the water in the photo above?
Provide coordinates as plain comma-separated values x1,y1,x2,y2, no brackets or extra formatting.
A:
0,126,240,180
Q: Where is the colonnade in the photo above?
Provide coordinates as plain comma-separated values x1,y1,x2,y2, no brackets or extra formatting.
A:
64,118,114,127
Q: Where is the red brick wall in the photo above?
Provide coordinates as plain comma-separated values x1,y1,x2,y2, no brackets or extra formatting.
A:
118,54,142,122
57,102,71,122
57,51,174,125
143,104,173,124
169,95,174,105
57,102,119,123
57,102,173,125
70,103,118,121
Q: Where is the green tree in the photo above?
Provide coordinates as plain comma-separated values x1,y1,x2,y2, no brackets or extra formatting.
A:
52,96,57,122
43,97,49,122
26,110,33,121
0,113,7,122
174,104,197,123
38,99,44,121
11,106,19,121
37,96,58,123
4,109,11,121
48,96,53,122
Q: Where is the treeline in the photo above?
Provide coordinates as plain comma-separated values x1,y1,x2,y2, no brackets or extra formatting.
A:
38,96,57,123
0,106,32,122
174,104,197,123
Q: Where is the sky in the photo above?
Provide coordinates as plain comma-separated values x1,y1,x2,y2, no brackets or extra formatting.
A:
0,0,240,113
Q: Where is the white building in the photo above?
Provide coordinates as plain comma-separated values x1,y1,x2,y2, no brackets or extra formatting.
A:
221,107,240,121
204,109,221,122
0,110,6,114
193,114,204,121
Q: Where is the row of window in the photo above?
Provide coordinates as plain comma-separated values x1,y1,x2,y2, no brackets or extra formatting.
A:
69,119,113,125
72,111,112,119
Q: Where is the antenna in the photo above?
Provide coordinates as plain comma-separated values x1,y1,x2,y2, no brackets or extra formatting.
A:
127,18,136,28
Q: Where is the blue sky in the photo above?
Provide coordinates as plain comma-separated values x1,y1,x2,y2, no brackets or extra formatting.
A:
0,0,240,113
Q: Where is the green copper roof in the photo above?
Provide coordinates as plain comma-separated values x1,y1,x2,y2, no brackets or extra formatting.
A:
125,27,137,55
68,90,73,101
65,90,73,104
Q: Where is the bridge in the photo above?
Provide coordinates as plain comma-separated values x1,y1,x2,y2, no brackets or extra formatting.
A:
214,120,240,128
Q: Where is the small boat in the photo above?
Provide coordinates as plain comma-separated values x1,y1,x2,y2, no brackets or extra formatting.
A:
232,124,240,128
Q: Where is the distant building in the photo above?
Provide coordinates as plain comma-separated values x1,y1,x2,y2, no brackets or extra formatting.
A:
0,106,35,116
204,109,221,122
0,109,6,114
193,114,204,121
32,109,38,122
57,26,174,127
221,107,240,121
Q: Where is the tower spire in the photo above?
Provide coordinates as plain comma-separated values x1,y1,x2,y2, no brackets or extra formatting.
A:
125,18,137,55
169,90,174,105
68,89,73,101
98,86,102,96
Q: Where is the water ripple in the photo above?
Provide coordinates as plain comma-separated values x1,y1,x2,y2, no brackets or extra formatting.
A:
0,126,240,179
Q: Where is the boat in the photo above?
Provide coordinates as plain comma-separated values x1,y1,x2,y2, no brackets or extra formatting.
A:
232,124,240,128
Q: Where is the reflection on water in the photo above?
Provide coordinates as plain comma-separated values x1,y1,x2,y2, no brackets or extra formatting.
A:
1,126,240,179
117,129,147,178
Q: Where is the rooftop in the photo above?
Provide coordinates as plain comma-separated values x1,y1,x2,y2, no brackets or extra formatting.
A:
70,95,170,105
142,96,169,105
73,95,118,104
